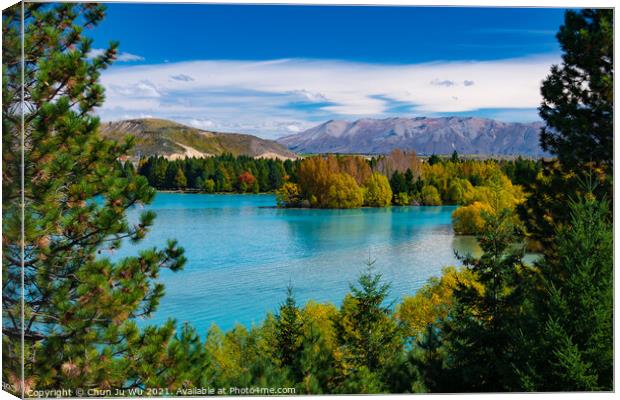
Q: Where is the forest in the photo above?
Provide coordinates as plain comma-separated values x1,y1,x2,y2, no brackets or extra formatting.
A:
1,3,613,396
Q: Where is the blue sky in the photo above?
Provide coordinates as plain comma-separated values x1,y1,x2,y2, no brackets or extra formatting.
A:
90,4,569,138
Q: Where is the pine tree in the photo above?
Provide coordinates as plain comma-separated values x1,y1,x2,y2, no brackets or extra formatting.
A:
332,259,402,393
521,9,613,247
517,193,612,390
442,192,527,391
2,3,190,392
539,9,613,169
274,286,304,378
408,324,446,393
428,154,441,166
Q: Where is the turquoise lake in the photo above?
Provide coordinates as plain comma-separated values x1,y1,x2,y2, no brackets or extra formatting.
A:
114,193,478,333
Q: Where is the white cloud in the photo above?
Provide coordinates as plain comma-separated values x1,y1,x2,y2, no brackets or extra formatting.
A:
187,118,215,130
288,89,328,102
286,125,302,133
110,80,161,98
116,52,145,62
97,55,558,139
88,48,144,62
430,79,456,87
170,74,195,82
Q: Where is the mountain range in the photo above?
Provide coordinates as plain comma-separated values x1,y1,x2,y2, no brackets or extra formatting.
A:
99,118,296,160
277,117,547,156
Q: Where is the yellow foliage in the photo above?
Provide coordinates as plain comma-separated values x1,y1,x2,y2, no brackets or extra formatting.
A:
326,173,365,208
363,172,393,207
301,301,338,349
275,182,301,207
452,201,493,235
396,266,481,339
420,185,442,206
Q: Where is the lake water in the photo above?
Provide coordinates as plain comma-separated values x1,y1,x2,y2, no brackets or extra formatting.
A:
114,193,477,333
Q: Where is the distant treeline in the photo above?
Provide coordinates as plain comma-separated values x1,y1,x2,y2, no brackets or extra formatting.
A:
134,152,541,235
136,154,300,193
135,151,540,196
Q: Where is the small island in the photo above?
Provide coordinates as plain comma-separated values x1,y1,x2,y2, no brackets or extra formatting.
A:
134,149,535,235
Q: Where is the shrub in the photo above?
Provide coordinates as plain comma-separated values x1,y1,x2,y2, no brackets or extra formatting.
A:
452,201,492,235
420,185,442,206
276,182,302,207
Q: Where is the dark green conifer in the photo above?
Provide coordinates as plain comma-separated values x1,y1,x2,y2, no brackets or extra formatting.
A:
2,3,189,391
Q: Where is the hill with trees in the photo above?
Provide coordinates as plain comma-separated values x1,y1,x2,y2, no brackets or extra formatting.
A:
99,118,296,161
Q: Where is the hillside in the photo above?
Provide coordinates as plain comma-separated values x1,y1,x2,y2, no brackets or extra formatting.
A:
277,117,547,157
99,118,296,160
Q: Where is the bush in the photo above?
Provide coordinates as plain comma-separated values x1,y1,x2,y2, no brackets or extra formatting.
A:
393,192,410,206
275,182,302,207
420,185,442,206
451,201,492,235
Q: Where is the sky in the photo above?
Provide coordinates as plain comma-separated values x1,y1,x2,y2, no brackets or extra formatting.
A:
88,4,570,139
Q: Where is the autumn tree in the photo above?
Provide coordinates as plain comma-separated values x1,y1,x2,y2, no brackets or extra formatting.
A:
363,173,392,207
326,173,364,209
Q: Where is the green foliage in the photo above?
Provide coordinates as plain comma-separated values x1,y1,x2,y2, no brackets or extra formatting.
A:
442,207,527,391
420,185,442,206
2,2,188,392
1,4,611,395
539,9,613,169
274,287,304,375
203,178,216,193
428,154,441,165
392,192,411,206
173,167,187,189
138,154,299,193
517,194,612,390
332,260,403,393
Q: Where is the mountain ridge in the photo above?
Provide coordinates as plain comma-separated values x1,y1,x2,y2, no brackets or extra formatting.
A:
99,118,296,160
277,116,547,156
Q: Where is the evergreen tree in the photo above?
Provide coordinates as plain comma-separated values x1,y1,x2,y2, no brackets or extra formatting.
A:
332,259,402,393
450,151,459,163
442,192,527,391
389,171,407,196
517,192,612,391
274,286,304,378
539,9,613,169
2,3,189,392
521,8,613,247
409,324,446,392
428,154,441,166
